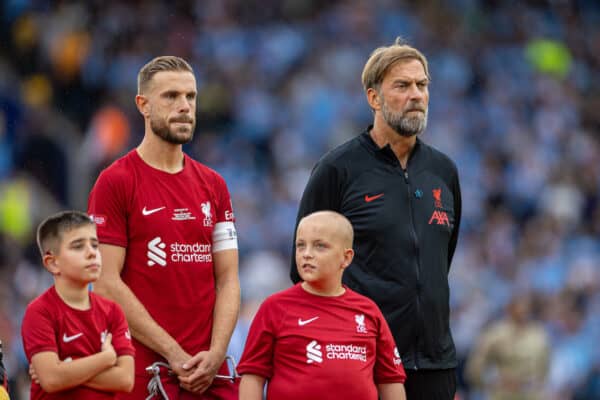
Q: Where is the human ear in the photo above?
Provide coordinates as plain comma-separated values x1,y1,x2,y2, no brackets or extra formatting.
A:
341,248,355,269
42,252,60,275
366,88,381,111
135,94,150,117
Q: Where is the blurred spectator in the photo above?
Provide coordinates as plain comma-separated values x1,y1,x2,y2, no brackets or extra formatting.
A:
466,293,550,400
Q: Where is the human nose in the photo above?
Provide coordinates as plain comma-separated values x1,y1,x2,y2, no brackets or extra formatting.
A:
86,244,99,258
302,247,314,259
176,95,191,113
408,83,425,101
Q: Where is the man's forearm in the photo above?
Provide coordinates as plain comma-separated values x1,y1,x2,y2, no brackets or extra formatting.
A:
210,275,240,358
95,278,181,360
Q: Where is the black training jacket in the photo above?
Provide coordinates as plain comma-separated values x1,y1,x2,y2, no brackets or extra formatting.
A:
291,127,462,370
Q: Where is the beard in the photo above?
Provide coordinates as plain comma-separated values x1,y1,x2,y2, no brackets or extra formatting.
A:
381,98,428,138
150,115,196,145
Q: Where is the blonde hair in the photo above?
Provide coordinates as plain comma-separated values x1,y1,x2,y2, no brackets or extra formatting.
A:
299,211,354,248
361,37,430,92
137,56,194,94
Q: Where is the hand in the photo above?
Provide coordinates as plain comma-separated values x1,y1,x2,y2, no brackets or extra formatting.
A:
101,333,117,365
165,346,194,378
29,363,40,384
177,350,223,393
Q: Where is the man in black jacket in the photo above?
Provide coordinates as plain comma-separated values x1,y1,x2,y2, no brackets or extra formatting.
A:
291,38,461,400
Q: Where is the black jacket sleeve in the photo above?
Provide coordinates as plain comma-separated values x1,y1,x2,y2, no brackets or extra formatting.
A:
290,160,344,283
447,167,461,270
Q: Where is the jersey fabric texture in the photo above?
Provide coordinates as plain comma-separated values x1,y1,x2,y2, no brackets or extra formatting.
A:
291,127,462,370
237,284,406,400
87,150,235,377
22,286,135,399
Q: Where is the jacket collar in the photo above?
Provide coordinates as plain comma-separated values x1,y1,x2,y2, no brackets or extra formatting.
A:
359,125,425,170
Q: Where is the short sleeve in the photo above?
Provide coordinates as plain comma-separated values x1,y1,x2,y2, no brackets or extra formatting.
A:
22,303,58,361
237,299,277,379
87,168,129,248
373,306,406,384
213,173,235,224
107,302,135,358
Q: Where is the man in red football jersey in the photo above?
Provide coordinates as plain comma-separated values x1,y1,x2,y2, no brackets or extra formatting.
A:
238,211,406,400
88,56,240,399
22,211,135,399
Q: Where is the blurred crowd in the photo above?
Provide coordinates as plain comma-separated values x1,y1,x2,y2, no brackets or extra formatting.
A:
1,0,600,398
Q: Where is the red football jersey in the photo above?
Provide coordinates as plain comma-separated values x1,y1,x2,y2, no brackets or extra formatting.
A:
88,150,235,373
22,286,135,399
237,284,406,400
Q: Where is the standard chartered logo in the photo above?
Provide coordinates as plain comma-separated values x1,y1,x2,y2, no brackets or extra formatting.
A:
306,340,323,364
305,340,367,364
147,237,167,266
146,237,213,267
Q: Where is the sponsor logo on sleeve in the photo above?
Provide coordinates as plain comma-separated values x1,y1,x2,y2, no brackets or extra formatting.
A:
393,347,403,366
90,214,107,226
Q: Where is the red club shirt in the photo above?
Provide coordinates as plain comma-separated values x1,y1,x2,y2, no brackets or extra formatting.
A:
88,150,235,374
238,284,406,400
22,286,135,399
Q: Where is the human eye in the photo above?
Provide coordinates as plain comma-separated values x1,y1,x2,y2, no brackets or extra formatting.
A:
71,242,84,250
186,93,196,100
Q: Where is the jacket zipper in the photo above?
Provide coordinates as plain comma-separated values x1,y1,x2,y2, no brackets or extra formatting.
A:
404,169,421,370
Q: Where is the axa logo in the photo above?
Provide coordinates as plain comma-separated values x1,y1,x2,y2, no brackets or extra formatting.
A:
429,210,450,226
147,237,167,267
306,340,323,364
428,188,450,226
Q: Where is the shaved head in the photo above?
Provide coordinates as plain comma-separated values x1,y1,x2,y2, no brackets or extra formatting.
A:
298,211,354,249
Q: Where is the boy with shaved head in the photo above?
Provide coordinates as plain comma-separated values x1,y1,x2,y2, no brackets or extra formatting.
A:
238,211,407,400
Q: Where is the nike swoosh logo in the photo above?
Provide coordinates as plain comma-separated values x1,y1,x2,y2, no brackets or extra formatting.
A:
142,206,166,216
365,193,384,202
63,333,83,343
298,316,319,326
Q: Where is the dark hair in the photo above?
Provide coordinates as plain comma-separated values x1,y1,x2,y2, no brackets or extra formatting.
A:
137,56,194,94
37,210,95,255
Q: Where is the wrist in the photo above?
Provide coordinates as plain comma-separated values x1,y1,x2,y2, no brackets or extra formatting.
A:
209,346,226,361
101,349,117,366
163,342,184,362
